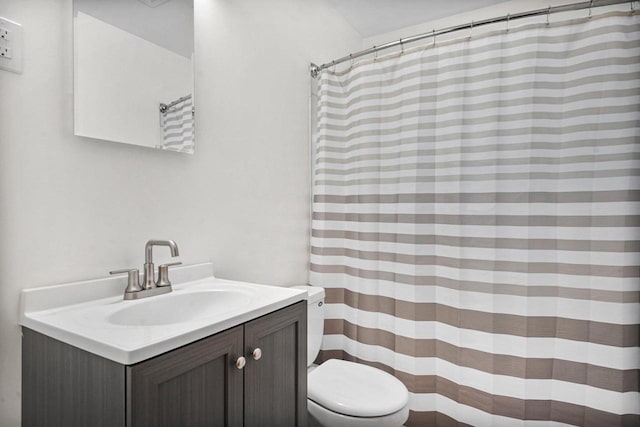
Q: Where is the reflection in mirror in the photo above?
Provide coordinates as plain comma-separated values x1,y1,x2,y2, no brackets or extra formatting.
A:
73,0,195,154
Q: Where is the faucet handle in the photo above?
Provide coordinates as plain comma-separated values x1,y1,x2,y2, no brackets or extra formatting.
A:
110,268,137,274
159,262,182,268
110,269,143,293
156,262,182,287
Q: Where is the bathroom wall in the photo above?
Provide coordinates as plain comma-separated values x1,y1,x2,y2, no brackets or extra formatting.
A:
0,0,361,423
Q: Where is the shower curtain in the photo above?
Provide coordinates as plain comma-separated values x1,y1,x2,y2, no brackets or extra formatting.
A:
160,95,194,153
310,11,639,427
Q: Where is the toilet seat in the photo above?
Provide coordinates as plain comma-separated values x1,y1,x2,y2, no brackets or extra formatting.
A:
308,398,410,427
308,359,409,417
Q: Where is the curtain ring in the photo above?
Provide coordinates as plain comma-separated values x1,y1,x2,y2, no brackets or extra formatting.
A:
432,29,436,47
546,6,551,25
588,0,594,18
349,54,354,70
399,38,404,55
506,13,510,32
373,46,378,62
469,20,474,38
330,60,336,73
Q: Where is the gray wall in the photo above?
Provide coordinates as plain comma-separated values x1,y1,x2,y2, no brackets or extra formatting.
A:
0,0,362,424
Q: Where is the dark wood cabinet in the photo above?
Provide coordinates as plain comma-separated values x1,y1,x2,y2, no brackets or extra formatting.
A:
22,328,126,427
23,301,307,427
127,325,244,427
244,302,307,427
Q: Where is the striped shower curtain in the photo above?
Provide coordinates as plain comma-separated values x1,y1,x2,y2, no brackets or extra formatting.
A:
160,95,194,153
310,11,639,427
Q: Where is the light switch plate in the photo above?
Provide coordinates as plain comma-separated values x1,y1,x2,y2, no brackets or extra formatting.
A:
0,16,22,74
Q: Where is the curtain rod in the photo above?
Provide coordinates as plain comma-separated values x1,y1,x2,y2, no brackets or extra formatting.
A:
159,94,192,114
310,0,636,78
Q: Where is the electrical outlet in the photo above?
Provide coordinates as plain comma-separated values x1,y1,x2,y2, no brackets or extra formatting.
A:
1,45,12,59
0,17,21,73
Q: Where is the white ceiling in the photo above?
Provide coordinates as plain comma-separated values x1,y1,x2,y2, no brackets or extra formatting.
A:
322,0,509,38
75,0,193,58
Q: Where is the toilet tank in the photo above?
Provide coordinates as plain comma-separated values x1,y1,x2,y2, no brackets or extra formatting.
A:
293,285,325,366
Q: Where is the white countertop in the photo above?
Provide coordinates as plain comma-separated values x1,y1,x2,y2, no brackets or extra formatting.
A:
20,263,307,365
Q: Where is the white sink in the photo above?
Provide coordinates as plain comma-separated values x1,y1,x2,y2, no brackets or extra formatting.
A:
107,290,252,326
19,263,307,364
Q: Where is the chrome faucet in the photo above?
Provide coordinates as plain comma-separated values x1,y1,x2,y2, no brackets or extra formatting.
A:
110,239,182,300
143,239,180,289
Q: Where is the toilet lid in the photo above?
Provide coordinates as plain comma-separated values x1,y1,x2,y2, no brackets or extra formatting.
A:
307,359,409,417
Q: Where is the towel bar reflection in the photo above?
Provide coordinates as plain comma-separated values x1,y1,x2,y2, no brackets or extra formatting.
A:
159,94,192,114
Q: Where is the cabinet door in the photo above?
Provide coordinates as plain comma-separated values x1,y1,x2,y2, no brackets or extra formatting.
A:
127,325,244,427
243,301,307,427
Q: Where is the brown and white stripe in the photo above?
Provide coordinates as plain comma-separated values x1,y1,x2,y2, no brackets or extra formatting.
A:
310,11,640,427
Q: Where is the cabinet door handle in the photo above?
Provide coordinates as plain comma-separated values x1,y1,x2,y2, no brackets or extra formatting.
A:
252,348,262,361
236,356,246,370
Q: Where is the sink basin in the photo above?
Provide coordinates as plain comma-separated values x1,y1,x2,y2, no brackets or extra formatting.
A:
20,263,307,364
108,290,251,326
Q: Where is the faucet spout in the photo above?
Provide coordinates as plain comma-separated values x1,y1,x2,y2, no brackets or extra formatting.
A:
143,240,180,290
145,239,180,263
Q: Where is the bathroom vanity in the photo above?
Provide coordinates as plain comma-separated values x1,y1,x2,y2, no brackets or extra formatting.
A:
20,263,307,427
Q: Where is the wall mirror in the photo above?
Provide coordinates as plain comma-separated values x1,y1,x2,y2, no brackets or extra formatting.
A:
73,0,195,154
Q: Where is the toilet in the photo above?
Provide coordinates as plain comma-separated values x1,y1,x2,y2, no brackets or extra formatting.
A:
294,286,410,427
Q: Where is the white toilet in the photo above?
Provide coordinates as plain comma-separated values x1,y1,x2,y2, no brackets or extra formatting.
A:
294,286,410,427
